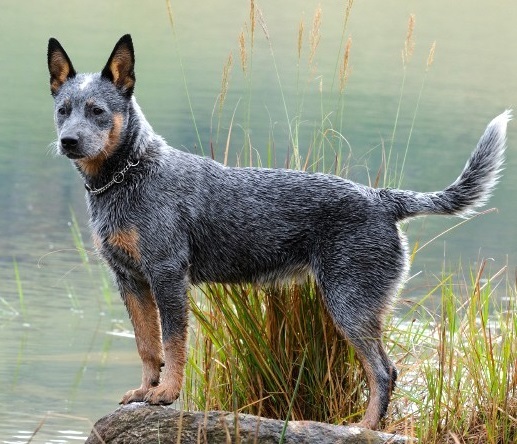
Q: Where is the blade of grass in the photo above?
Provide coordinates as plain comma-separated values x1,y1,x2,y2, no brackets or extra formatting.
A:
279,349,307,444
13,258,26,317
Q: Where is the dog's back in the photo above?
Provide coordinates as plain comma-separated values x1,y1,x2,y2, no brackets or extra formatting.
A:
153,106,510,286
169,156,351,274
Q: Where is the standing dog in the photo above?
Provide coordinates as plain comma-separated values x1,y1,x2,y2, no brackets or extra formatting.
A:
47,34,510,430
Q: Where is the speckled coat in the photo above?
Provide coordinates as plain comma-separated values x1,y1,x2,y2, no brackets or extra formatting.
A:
47,34,510,430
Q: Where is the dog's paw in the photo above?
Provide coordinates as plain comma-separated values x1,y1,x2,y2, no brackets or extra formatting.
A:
120,386,150,404
143,384,180,405
355,418,379,430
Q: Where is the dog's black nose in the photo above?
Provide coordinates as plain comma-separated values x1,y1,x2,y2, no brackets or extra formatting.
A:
61,137,79,150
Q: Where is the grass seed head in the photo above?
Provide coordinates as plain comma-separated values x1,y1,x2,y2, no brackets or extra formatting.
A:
402,14,415,67
239,30,247,75
250,0,256,47
426,40,436,70
257,7,270,42
297,18,305,61
219,51,233,113
339,36,352,93
309,5,322,67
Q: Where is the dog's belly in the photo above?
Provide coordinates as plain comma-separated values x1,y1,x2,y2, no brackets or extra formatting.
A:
189,261,311,286
187,237,312,285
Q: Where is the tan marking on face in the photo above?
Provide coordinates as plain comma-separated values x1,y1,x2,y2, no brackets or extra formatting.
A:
107,226,141,261
125,291,163,388
76,112,124,176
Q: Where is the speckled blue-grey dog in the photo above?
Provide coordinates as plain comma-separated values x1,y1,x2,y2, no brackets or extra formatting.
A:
47,34,510,430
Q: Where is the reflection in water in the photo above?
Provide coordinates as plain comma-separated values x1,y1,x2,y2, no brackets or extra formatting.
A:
1,0,516,441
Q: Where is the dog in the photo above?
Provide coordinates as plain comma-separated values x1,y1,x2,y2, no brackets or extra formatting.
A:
47,34,510,430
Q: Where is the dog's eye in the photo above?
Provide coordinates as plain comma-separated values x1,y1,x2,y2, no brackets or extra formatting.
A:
93,107,104,116
57,107,67,116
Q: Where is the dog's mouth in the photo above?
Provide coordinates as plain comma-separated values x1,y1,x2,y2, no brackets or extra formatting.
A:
63,151,86,160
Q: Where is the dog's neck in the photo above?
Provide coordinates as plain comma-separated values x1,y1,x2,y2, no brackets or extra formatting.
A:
77,97,157,196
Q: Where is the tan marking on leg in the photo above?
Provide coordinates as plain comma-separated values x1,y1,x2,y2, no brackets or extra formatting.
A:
355,342,396,431
162,334,187,390
357,359,382,430
107,226,141,261
120,291,164,404
77,113,124,176
144,332,187,405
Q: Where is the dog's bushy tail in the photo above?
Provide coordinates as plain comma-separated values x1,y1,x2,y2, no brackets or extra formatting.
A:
385,110,511,221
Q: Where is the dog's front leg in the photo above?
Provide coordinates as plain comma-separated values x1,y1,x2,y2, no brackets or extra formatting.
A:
118,279,164,404
143,272,189,405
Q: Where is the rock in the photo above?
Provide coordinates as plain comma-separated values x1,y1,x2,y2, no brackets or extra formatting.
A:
86,403,411,443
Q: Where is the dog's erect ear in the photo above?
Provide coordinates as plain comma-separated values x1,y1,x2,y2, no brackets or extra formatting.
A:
48,38,77,96
101,34,135,96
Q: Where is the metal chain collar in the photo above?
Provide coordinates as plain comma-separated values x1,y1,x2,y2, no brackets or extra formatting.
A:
84,159,140,195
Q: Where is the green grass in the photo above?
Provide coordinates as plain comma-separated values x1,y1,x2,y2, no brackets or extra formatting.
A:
185,281,364,424
387,263,517,442
0,259,26,320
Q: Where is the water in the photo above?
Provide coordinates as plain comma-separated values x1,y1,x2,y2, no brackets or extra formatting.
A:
1,0,516,441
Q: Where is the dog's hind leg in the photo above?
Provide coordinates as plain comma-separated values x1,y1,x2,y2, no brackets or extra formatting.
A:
316,267,398,430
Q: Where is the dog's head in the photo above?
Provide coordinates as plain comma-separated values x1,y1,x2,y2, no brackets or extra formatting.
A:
47,35,135,174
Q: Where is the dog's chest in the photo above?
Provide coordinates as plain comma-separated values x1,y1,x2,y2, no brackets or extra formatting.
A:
89,208,144,272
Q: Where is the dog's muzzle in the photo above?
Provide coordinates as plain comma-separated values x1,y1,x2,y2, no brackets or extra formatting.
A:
60,137,84,159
